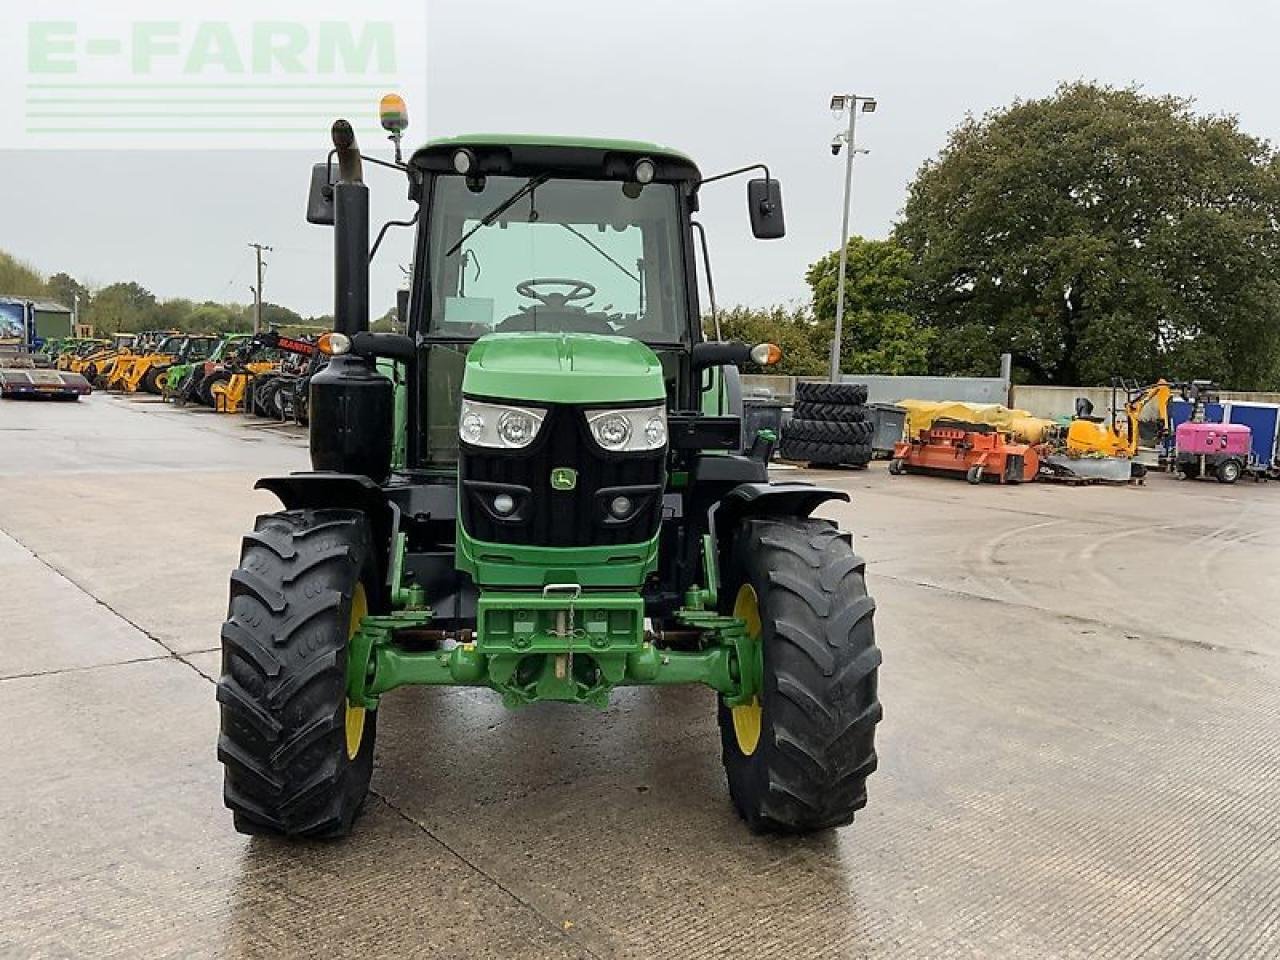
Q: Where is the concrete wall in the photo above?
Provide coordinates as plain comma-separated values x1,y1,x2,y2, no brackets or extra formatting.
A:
834,374,1009,405
741,374,1010,405
742,375,1280,423
1011,385,1280,422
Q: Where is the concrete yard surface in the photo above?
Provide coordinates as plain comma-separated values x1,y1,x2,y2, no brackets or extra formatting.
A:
2,393,1279,959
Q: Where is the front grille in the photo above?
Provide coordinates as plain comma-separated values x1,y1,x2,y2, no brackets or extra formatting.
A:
460,404,665,548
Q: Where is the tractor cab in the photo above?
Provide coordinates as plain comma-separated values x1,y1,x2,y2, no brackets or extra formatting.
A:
419,140,714,471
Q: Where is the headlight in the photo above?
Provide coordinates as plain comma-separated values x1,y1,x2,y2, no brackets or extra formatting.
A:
459,398,546,449
586,405,667,452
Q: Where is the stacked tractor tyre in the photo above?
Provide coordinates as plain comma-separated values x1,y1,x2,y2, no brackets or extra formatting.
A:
781,381,874,468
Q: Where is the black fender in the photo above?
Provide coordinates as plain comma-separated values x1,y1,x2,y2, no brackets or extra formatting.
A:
711,482,851,588
254,473,399,604
714,481,849,534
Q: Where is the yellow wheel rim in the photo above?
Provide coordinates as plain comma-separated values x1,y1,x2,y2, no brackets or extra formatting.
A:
344,583,368,760
731,584,763,756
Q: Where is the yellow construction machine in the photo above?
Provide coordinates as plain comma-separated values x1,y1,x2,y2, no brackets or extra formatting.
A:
69,334,136,385
105,330,179,391
1065,379,1172,458
1034,378,1173,483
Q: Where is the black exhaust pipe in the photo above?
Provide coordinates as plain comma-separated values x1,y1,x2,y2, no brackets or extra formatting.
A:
331,119,369,336
309,119,393,482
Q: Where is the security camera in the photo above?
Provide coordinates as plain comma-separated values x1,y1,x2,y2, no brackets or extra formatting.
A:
830,135,843,156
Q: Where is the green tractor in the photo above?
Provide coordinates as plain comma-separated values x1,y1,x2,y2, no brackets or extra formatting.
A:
151,334,219,397
174,332,251,406
217,114,882,839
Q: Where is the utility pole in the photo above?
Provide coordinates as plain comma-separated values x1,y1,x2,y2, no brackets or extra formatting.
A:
248,242,273,334
827,94,877,383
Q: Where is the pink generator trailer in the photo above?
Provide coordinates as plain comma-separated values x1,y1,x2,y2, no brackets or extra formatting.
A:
1175,422,1252,484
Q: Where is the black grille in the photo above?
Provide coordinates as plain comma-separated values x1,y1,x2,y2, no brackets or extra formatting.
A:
460,404,665,547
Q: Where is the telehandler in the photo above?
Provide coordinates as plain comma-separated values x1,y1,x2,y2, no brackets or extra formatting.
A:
217,105,881,839
71,334,136,385
105,330,177,391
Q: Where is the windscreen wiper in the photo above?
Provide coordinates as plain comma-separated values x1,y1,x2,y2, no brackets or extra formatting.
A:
446,174,550,257
560,224,639,282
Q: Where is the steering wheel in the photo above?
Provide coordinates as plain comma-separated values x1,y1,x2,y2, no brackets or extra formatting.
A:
516,277,597,308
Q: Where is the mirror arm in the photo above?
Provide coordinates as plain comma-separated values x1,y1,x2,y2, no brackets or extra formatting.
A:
698,163,777,215
690,221,720,340
370,212,419,263
699,162,772,187
325,149,409,186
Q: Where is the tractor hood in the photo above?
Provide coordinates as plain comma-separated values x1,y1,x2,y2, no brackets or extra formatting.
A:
462,332,666,405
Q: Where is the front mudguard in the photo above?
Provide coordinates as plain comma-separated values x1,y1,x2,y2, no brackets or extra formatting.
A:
255,473,398,606
713,482,850,535
711,482,852,592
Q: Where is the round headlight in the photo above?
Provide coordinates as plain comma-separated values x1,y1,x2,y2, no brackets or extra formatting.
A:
633,158,656,184
592,413,632,449
460,411,484,444
493,493,516,516
644,416,666,448
498,410,536,446
609,496,633,519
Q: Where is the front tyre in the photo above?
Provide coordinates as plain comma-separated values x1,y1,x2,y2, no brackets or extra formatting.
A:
217,509,378,839
718,517,882,833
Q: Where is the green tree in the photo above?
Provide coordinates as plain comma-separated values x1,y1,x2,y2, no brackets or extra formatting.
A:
0,252,48,299
708,305,828,376
259,301,305,329
187,301,249,333
152,297,195,331
806,237,933,375
895,82,1280,388
46,272,90,313
86,281,158,332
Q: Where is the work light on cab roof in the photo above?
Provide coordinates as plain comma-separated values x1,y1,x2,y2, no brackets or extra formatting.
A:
379,92,409,163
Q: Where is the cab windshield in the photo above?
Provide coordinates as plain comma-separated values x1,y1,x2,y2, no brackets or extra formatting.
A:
425,175,689,344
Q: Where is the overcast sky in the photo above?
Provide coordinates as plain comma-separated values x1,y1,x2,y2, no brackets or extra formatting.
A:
2,0,1276,320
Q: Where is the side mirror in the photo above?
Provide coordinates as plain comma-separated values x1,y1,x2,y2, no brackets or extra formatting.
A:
306,163,335,225
747,177,785,239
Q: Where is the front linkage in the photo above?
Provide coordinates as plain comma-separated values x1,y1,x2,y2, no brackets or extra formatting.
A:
347,537,758,712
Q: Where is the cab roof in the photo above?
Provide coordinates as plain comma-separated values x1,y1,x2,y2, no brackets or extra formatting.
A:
410,134,700,183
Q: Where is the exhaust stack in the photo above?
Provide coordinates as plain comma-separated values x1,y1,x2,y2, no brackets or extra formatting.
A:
331,119,369,336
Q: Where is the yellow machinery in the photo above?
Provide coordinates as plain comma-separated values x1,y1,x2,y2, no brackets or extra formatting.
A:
55,339,105,371
899,400,1056,445
69,334,135,384
211,361,277,413
106,331,179,392
1065,379,1172,458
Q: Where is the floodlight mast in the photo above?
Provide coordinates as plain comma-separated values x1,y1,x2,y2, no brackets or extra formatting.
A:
828,93,877,383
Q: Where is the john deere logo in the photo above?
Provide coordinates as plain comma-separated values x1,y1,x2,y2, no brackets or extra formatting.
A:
550,467,577,491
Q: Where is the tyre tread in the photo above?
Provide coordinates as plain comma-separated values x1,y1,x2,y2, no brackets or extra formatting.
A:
719,517,881,834
217,508,376,839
